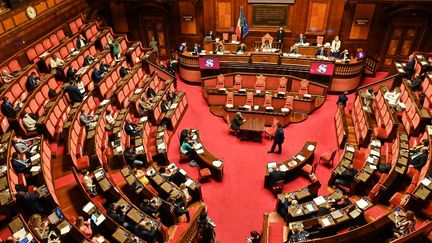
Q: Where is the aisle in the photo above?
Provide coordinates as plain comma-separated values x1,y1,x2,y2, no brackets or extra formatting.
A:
167,80,352,242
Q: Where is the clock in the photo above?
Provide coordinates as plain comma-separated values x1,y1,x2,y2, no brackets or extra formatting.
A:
26,6,37,19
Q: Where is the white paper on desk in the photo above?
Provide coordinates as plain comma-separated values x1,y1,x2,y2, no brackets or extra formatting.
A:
346,146,355,153
307,144,315,151
193,143,202,150
60,224,71,235
279,164,288,172
168,163,177,170
116,146,123,153
422,178,432,187
135,146,144,154
296,154,305,161
369,164,377,170
179,169,187,175
267,162,277,169
30,153,40,162
13,227,26,239
313,196,326,206
100,99,109,106
158,132,164,137
139,116,148,122
356,198,368,210
157,143,166,150
0,165,6,174
192,135,197,140
256,90,261,94
170,103,178,109
196,149,204,154
96,236,106,243
212,160,222,167
30,165,41,172
95,214,105,226
134,88,142,94
371,150,380,157
321,218,331,227
24,233,33,241
185,179,193,187
146,169,156,176
366,156,374,163
306,204,314,212
331,210,343,219
296,209,302,215
83,202,95,213
371,139,381,147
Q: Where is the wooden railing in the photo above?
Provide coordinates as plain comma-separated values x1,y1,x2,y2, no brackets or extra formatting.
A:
357,73,399,92
334,60,364,77
176,204,206,243
261,213,270,243
364,55,379,75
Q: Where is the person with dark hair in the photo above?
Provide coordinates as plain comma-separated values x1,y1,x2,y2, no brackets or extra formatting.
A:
404,54,415,79
179,128,190,144
146,87,156,99
11,152,32,174
119,64,131,78
315,46,328,57
83,55,95,67
109,39,121,61
247,231,261,243
91,64,104,83
268,123,285,154
198,211,216,243
166,91,176,103
409,74,423,91
333,195,352,209
139,199,159,218
124,146,145,167
107,203,129,229
334,164,357,188
1,96,20,117
180,137,194,159
407,140,429,169
336,91,349,107
26,72,41,91
76,34,88,49
14,185,44,215
230,112,245,132
64,81,84,103
161,99,170,113
276,26,285,43
100,60,111,73
66,66,78,81
135,221,157,243
124,119,142,137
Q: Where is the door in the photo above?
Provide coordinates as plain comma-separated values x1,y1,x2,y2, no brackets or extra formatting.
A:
381,19,425,68
139,16,169,59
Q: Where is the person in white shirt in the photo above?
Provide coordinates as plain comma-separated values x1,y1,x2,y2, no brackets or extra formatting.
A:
331,36,341,57
22,112,37,131
49,54,65,70
82,171,97,195
105,110,115,126
384,87,401,107
1,70,14,84
50,54,66,81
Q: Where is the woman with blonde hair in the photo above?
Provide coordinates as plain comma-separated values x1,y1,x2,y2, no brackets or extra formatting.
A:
75,216,93,238
28,214,49,242
393,210,416,238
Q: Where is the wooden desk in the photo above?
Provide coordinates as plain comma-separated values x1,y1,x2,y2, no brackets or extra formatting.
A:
239,117,265,142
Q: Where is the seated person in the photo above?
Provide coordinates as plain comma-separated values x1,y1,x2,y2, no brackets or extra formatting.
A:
159,166,171,179
135,220,157,243
146,87,156,99
124,119,142,137
25,72,41,91
405,139,429,169
247,231,261,243
64,81,84,103
119,64,131,78
384,87,401,106
133,168,150,185
49,54,65,70
75,79,86,96
170,197,190,223
139,98,153,116
404,54,415,78
339,49,351,61
91,64,104,83
11,152,32,173
237,43,247,53
83,55,95,67
278,193,296,219
267,169,285,187
336,91,348,107
28,214,54,242
1,70,14,83
315,46,328,57
181,137,194,159
124,146,145,167
191,43,202,54
289,44,298,54
261,40,271,51
105,110,115,128
286,224,309,243
361,88,376,107
12,136,38,155
333,195,351,209
216,43,224,53
100,60,111,73
79,111,98,128
297,33,307,45
180,183,192,205
22,112,37,132
409,74,423,91
139,199,159,218
166,91,176,102
393,210,416,239
14,184,44,215
161,99,170,113
75,216,93,238
316,203,334,217
82,170,97,195
230,112,245,132
76,34,88,49
288,200,300,215
107,203,130,229
66,66,78,81
334,164,357,188
179,128,190,144
1,96,21,117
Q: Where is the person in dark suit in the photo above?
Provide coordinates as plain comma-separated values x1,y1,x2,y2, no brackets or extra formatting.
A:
135,221,157,243
107,203,130,229
339,49,351,61
11,152,32,174
124,119,141,137
166,91,176,102
316,203,333,217
277,193,295,220
76,34,88,49
268,123,285,154
333,195,351,209
404,55,415,78
247,231,261,243
66,66,78,81
1,96,20,117
170,197,190,222
25,72,41,92
297,33,306,44
100,60,111,73
409,74,423,91
91,64,104,83
139,199,159,218
83,55,95,66
119,65,130,78
123,146,145,167
276,26,285,43
268,169,285,187
191,43,202,54
409,147,428,169
336,91,348,107
14,184,44,215
64,81,84,103
230,112,245,131
161,99,170,113
334,164,357,187
286,224,309,243
146,87,156,99
315,46,328,57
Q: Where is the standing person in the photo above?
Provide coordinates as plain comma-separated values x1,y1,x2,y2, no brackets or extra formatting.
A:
330,36,341,57
276,26,285,43
268,123,284,154
336,91,348,107
149,37,159,57
230,112,245,132
404,54,415,79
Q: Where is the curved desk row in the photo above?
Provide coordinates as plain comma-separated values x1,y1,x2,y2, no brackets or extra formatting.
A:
179,52,364,92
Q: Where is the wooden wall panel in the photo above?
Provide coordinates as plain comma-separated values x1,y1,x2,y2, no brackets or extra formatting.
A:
306,0,329,35
109,2,129,33
178,1,197,35
12,11,26,25
215,0,233,32
348,4,375,40
35,1,48,13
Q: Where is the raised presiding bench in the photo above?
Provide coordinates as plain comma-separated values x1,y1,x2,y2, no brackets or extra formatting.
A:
264,141,317,188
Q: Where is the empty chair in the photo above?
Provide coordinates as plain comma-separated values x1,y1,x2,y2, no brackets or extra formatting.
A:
277,77,287,94
281,96,294,112
233,75,245,92
299,79,309,95
216,74,226,91
319,150,337,167
225,91,234,109
243,92,253,110
255,75,266,93
264,93,274,111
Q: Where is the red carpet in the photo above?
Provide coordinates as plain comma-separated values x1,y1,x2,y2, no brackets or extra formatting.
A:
167,80,359,242
359,72,389,87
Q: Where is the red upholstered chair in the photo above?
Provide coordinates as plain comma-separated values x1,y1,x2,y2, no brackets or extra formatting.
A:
243,92,254,110
389,192,406,208
233,75,244,92
216,74,226,91
281,96,294,113
299,79,309,95
368,183,382,203
76,155,90,170
198,166,211,182
263,93,274,111
277,77,287,94
301,159,318,178
225,91,234,109
255,75,266,93
319,150,337,167
421,201,432,217
264,118,279,139
271,180,284,196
